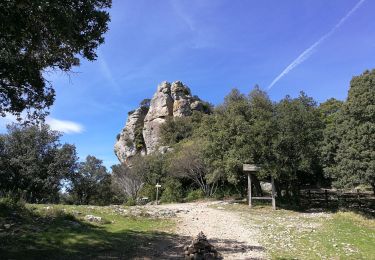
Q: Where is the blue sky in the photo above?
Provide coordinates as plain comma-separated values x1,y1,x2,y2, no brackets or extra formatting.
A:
1,0,375,169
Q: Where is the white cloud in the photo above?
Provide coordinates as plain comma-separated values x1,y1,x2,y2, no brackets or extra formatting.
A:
46,118,84,134
1,116,83,134
268,0,366,89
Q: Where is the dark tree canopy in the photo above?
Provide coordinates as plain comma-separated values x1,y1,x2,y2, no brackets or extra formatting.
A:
69,155,109,205
0,124,78,202
0,0,112,120
270,93,323,195
324,70,375,193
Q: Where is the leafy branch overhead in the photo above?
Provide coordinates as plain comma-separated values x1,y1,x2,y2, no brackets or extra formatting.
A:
0,0,112,120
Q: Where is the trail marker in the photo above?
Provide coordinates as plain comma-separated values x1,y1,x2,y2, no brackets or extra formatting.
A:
155,183,161,205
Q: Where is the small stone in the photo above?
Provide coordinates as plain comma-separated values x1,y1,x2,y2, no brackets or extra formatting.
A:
84,215,102,222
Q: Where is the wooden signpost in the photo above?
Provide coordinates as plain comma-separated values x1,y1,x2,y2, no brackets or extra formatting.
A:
155,183,161,205
243,164,276,210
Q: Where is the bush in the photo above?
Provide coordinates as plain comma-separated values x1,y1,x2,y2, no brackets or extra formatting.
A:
186,189,205,202
212,184,242,200
139,184,156,201
0,196,25,212
125,197,136,206
160,178,182,203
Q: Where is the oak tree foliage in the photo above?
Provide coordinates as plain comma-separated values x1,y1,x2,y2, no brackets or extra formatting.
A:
0,0,112,120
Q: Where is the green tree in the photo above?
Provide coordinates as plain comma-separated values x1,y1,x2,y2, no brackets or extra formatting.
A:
319,98,344,184
0,124,78,202
197,87,276,196
160,110,206,146
160,116,193,146
160,178,183,203
325,70,375,193
69,155,109,204
318,98,344,125
92,174,118,205
0,0,111,120
270,93,323,198
247,87,276,174
168,140,218,197
197,89,251,187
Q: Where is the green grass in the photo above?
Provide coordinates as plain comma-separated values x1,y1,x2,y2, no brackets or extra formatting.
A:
0,203,177,259
224,203,375,259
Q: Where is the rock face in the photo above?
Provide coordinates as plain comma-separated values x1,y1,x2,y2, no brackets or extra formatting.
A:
114,106,148,164
142,81,174,155
115,81,208,164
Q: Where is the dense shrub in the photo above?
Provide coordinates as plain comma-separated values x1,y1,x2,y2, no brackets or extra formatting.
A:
0,196,25,212
160,179,183,203
139,184,156,201
125,197,136,206
186,189,205,202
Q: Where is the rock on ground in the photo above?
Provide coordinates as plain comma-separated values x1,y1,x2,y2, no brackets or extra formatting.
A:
84,215,102,222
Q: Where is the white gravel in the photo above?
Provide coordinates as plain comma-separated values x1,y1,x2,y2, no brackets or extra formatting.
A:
152,201,266,259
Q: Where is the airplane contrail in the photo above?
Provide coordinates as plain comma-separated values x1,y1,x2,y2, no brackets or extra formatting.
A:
268,0,366,89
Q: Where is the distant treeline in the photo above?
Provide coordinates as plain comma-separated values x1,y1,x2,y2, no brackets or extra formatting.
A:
0,69,374,205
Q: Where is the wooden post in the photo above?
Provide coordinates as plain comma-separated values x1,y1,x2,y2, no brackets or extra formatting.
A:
243,164,276,209
271,177,276,210
155,183,161,205
248,172,252,208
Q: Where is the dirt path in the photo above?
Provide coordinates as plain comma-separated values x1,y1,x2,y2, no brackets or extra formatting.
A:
155,201,266,259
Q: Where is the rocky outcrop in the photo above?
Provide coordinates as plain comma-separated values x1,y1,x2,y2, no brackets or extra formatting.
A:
115,81,209,164
114,106,148,164
142,81,174,154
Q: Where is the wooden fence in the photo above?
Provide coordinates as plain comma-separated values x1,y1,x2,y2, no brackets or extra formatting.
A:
299,189,375,211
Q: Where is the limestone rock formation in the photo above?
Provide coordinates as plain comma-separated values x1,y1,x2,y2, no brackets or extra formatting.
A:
114,106,148,164
115,81,209,164
142,81,174,154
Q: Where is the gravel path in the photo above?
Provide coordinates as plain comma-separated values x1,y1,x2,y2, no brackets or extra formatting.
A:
155,201,266,259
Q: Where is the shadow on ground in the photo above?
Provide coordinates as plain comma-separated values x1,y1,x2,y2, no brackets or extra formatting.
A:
238,192,375,218
209,238,265,257
0,204,188,259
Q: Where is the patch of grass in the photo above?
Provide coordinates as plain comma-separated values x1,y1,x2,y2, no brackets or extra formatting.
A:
224,203,375,259
0,203,177,259
294,212,375,259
